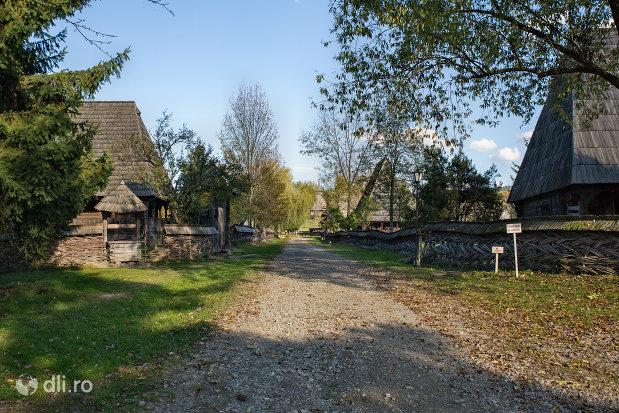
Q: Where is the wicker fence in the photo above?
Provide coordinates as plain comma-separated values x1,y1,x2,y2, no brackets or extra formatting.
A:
326,216,619,275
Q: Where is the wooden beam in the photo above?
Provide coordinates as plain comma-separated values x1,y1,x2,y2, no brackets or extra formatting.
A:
107,224,137,230
103,215,108,243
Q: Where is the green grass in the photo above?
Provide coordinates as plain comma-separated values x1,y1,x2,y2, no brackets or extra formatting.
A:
0,239,285,411
312,236,617,337
299,216,322,232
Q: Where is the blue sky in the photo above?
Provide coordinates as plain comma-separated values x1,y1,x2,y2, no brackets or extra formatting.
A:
58,0,538,186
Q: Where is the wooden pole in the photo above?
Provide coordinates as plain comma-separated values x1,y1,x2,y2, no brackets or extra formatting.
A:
103,214,108,243
416,233,422,266
513,232,519,278
415,181,421,266
143,211,147,245
495,252,499,273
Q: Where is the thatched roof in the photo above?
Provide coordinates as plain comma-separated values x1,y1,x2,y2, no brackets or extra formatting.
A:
95,181,147,213
73,101,164,199
508,33,619,203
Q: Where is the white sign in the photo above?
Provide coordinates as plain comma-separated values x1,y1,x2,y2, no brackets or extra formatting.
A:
506,223,522,278
492,246,504,254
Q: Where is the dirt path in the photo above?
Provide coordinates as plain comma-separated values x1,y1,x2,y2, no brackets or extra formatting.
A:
153,238,598,412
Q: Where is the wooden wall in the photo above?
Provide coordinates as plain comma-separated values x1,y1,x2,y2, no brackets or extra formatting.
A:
515,184,619,217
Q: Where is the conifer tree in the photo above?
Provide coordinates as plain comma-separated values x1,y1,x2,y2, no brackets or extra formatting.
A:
0,1,129,261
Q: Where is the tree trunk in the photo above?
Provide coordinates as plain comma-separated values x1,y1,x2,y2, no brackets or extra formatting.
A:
224,199,232,250
389,167,395,233
608,0,619,36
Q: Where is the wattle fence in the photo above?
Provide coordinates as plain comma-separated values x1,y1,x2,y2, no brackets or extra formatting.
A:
325,216,619,275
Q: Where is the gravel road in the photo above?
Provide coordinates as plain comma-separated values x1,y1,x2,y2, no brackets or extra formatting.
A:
153,237,607,413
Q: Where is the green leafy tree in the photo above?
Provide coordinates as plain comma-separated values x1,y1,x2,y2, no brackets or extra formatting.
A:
240,160,291,229
281,182,317,232
175,141,248,248
116,111,198,223
322,207,345,232
418,148,452,223
419,147,503,222
175,142,248,225
324,0,619,136
0,1,133,261
118,112,249,231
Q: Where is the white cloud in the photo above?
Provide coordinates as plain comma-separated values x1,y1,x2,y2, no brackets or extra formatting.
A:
414,128,447,149
491,147,521,164
518,129,533,143
469,138,498,152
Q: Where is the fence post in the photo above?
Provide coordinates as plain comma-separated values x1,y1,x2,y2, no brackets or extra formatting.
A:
416,233,422,266
513,232,519,278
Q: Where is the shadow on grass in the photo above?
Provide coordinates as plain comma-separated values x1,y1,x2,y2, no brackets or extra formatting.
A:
0,239,285,411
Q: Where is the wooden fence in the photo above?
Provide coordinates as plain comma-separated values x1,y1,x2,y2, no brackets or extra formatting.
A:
326,216,619,275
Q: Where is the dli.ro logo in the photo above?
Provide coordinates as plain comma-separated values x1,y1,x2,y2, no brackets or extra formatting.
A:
14,375,92,396
15,377,38,396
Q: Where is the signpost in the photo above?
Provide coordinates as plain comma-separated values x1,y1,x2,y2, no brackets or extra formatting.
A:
491,246,504,273
506,223,522,278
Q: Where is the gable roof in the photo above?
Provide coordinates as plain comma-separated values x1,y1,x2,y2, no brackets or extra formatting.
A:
508,35,619,203
73,101,163,199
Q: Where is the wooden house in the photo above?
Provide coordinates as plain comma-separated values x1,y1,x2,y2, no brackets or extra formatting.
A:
310,181,327,219
72,101,168,245
508,42,619,217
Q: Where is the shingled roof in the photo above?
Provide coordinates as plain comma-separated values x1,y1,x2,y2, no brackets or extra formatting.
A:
310,190,326,214
73,101,163,199
508,35,619,203
95,180,147,214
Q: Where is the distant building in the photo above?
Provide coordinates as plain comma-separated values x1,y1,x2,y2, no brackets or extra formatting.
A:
508,37,619,217
310,180,327,219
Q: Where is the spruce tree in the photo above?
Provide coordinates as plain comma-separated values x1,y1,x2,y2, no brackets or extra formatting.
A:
0,1,129,262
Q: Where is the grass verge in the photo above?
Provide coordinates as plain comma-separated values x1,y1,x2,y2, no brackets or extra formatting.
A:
311,236,618,399
0,239,285,411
